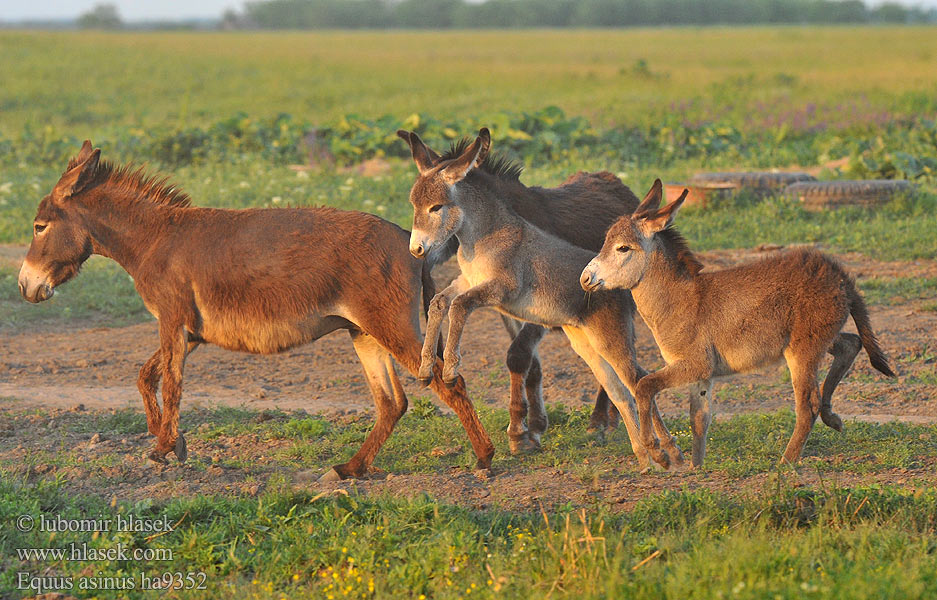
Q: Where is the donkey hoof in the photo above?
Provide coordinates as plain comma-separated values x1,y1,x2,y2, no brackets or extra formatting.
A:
822,412,844,432
475,455,493,471
508,433,540,455
146,449,168,465
173,435,188,463
664,442,685,467
417,375,433,387
318,468,344,483
442,374,459,387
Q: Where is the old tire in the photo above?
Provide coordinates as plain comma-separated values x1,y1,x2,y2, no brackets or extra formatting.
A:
783,180,913,210
689,171,816,196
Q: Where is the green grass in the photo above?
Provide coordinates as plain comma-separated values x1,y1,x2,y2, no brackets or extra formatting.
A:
858,276,937,306
14,405,930,483
3,28,937,132
4,405,933,599
3,476,937,599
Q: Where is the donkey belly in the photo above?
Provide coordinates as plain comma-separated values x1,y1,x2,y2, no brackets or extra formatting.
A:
497,292,571,328
197,311,350,354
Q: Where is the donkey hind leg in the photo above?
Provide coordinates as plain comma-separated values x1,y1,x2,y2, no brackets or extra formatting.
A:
581,325,683,468
321,331,409,481
503,318,547,453
381,314,495,471
587,387,619,433
562,326,652,470
781,350,824,464
819,333,861,432
688,379,714,468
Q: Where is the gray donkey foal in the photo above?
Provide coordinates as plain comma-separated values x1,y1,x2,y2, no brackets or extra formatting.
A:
581,180,896,466
405,128,682,470
398,129,644,451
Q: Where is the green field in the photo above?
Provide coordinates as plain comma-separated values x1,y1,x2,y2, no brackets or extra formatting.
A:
4,405,937,599
2,28,937,599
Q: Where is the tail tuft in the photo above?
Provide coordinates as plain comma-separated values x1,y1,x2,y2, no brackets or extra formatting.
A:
847,282,895,377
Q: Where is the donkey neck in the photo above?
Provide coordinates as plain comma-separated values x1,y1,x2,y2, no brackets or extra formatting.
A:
81,184,186,276
630,246,699,333
452,183,523,259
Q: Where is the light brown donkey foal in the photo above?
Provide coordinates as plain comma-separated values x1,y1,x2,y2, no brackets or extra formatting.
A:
581,179,896,466
18,141,495,480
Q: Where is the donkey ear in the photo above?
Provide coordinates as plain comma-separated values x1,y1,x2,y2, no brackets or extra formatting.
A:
633,178,664,217
637,188,688,235
441,127,490,186
75,140,94,163
397,130,439,174
54,148,101,199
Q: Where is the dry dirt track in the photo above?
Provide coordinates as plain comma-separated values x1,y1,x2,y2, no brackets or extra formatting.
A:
1,245,935,424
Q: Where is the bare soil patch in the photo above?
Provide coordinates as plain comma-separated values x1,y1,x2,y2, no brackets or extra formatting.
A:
1,245,935,507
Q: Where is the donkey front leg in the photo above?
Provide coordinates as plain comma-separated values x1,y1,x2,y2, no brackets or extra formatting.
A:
151,323,191,464
635,361,703,470
138,341,200,439
138,349,163,436
442,280,511,384
419,277,468,384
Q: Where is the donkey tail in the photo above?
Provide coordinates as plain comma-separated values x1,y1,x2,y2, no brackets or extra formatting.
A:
847,281,895,377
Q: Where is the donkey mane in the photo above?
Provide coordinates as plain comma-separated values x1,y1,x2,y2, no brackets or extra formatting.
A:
657,227,704,276
441,137,524,181
82,159,193,208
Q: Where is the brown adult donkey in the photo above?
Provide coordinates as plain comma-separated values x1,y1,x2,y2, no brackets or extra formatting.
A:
398,129,645,452
18,141,495,479
581,179,896,466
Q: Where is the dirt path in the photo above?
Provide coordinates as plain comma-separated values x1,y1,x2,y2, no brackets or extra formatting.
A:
1,245,935,423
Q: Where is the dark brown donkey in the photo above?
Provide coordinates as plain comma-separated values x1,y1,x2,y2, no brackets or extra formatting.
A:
398,130,645,452
581,180,896,466
18,141,494,480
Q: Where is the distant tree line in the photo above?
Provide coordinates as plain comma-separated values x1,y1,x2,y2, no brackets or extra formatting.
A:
228,0,937,29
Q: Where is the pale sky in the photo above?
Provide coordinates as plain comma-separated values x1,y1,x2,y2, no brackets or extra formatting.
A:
1,0,935,22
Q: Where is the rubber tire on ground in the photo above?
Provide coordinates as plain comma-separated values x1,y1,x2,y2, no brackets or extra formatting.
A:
688,171,816,194
783,180,913,210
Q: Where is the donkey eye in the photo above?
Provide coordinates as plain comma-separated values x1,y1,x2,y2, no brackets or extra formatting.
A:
34,223,47,234
428,204,444,213
616,246,630,253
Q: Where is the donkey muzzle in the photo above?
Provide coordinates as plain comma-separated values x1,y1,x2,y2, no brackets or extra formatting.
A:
580,268,604,292
410,242,425,259
18,260,54,303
